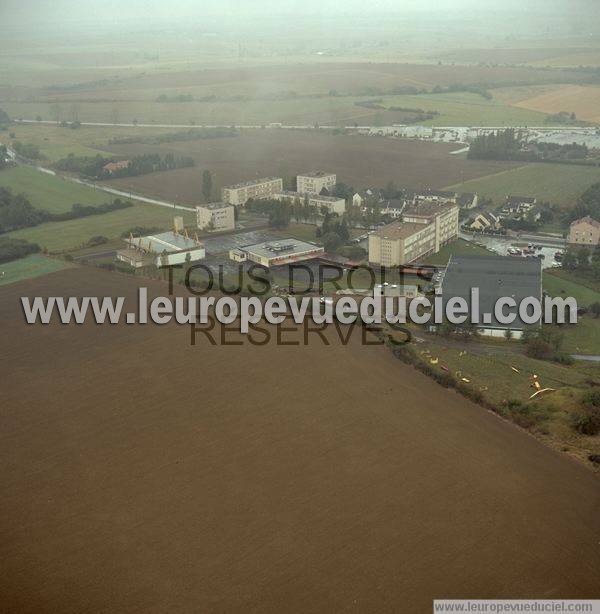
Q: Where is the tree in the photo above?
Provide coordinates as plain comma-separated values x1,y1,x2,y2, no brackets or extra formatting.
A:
561,247,578,271
504,328,513,340
590,302,600,318
201,170,213,203
577,246,591,269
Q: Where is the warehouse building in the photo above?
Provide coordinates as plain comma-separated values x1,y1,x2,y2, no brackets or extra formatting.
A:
230,239,324,267
221,177,283,206
296,171,336,195
274,191,346,215
117,231,205,268
439,255,542,339
196,202,235,232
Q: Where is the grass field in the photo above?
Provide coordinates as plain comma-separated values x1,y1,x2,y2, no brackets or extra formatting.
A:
7,203,196,252
0,166,110,213
0,254,73,286
445,163,600,205
543,270,600,306
423,238,493,265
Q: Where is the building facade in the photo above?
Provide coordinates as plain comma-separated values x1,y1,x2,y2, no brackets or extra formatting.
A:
369,201,459,266
274,191,346,215
196,202,235,232
568,216,600,246
221,177,283,206
296,172,336,195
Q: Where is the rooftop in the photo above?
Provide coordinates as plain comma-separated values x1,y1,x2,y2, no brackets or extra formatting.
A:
298,171,335,178
196,202,232,211
403,200,458,219
441,255,542,330
374,221,430,240
242,238,323,260
223,177,281,190
571,216,600,228
128,231,202,254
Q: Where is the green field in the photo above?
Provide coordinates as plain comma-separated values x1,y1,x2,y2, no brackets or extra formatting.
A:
446,163,600,205
424,238,493,265
0,254,73,286
543,270,600,306
379,92,547,126
7,204,196,252
0,166,110,213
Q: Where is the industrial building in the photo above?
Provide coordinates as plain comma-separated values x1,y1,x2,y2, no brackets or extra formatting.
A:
439,255,542,339
117,231,205,268
369,201,459,266
229,239,324,267
274,191,346,215
296,172,336,195
196,202,235,232
221,177,283,206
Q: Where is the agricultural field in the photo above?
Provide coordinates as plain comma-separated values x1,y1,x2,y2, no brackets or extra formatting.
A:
104,130,521,203
7,204,195,252
445,163,600,206
0,254,73,286
0,166,110,213
2,267,600,612
493,84,600,123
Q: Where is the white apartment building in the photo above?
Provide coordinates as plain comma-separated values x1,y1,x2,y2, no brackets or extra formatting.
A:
221,177,283,206
296,172,336,195
274,191,346,215
369,201,459,266
196,202,235,232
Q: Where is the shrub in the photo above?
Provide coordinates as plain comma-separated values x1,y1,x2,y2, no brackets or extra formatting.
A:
570,407,600,436
524,338,554,359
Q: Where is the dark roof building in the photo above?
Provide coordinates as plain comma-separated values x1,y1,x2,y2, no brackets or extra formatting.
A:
440,255,542,338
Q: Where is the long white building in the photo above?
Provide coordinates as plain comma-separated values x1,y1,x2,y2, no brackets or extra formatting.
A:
221,177,283,206
274,191,346,215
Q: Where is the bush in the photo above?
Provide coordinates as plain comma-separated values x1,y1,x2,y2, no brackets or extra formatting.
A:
570,407,600,436
0,237,40,263
525,338,554,359
86,235,108,247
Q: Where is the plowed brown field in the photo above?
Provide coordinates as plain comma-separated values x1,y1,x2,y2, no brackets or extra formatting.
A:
1,267,599,613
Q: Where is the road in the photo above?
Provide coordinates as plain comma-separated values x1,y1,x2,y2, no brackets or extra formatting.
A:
6,146,196,212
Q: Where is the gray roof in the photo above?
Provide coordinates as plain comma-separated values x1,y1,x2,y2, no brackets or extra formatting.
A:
441,255,542,330
129,231,201,254
242,238,323,260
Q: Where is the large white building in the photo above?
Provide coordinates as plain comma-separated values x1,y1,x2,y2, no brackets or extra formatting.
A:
274,191,346,215
117,231,205,268
196,202,235,232
230,239,324,267
369,201,459,266
221,177,283,206
297,172,336,195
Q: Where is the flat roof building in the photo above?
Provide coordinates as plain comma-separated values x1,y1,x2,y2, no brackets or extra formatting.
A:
233,238,324,268
117,231,205,268
440,255,542,339
297,172,336,195
196,202,235,232
274,191,346,215
221,177,283,206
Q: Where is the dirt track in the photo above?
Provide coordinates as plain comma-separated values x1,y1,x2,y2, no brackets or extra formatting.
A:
1,267,600,613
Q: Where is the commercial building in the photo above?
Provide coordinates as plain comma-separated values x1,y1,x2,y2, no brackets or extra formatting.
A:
440,255,542,339
221,177,283,206
230,239,324,268
568,216,600,246
274,191,346,215
196,202,235,232
296,172,336,195
117,231,205,268
369,201,459,266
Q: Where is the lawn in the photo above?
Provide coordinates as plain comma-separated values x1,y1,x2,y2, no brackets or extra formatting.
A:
423,238,493,265
0,166,110,213
7,204,196,252
445,163,600,206
543,270,600,307
0,254,73,286
552,318,600,355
